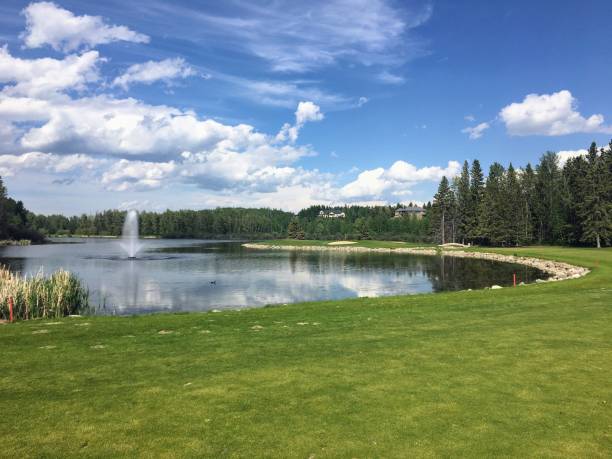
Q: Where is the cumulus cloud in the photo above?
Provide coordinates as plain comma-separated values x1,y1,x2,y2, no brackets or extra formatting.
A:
276,101,324,143
21,1,149,52
112,58,196,90
461,122,490,140
0,45,101,97
0,151,103,177
340,160,460,200
557,149,589,166
499,90,612,136
101,159,176,191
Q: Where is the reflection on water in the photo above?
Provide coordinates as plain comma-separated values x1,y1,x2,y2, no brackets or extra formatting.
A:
0,239,548,315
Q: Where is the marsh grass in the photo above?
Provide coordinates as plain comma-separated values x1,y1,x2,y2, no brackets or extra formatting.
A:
0,266,89,320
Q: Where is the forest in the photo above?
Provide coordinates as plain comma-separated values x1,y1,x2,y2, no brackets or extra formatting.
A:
1,141,610,247
428,141,611,248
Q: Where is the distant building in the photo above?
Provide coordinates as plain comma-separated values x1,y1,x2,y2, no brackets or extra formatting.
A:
318,210,346,219
394,206,425,219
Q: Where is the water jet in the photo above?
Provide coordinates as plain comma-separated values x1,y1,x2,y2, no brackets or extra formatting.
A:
120,210,142,259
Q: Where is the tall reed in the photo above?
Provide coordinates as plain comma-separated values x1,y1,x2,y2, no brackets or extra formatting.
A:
0,266,89,321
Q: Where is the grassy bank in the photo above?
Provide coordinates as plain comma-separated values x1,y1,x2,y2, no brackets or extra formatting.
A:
0,245,611,457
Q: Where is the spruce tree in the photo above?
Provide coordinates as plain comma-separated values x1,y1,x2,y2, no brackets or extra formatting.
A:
479,163,506,245
431,176,454,244
468,160,485,243
504,163,525,245
520,163,536,244
0,176,7,240
534,152,563,243
455,160,471,244
579,142,611,248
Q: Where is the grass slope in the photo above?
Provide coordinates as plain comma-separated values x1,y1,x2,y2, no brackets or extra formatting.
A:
1,246,611,457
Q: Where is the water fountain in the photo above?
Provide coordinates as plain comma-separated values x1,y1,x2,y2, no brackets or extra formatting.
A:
120,210,142,259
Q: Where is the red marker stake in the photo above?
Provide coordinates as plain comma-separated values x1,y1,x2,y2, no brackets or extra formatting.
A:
9,296,14,323
513,273,516,287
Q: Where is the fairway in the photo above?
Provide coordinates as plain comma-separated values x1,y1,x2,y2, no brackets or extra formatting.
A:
1,246,611,457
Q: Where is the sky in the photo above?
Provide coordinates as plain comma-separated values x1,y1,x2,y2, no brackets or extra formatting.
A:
0,0,611,215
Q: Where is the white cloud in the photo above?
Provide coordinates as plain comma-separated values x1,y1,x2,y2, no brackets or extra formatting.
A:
340,160,460,200
276,101,324,143
112,58,196,90
461,122,490,140
377,70,405,85
101,159,176,191
0,45,101,97
499,90,612,136
357,96,369,107
464,114,475,122
0,151,103,177
557,149,588,166
21,1,149,52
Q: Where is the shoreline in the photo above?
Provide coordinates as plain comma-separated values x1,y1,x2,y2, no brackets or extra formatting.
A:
243,242,590,282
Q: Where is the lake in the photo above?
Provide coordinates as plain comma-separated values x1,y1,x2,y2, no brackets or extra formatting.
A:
0,239,548,315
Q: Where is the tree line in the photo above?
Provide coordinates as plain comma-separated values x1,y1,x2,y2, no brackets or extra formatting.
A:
429,141,612,247
0,176,44,243
1,141,609,247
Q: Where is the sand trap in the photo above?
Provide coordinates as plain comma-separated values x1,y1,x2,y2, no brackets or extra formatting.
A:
327,241,357,246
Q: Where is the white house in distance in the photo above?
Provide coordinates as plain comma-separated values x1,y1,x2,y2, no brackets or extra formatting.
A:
394,206,425,219
318,210,346,219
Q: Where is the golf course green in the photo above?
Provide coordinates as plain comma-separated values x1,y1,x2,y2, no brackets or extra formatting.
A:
1,244,610,457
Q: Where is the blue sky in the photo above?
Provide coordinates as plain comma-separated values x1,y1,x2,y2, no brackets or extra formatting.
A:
0,0,611,214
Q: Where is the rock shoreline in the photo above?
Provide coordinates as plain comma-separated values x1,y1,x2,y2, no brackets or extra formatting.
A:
242,243,589,283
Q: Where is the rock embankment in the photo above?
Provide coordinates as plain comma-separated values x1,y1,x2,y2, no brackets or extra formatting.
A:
242,243,589,282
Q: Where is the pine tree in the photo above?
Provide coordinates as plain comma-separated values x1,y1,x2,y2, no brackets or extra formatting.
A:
579,142,611,248
431,176,455,244
467,160,485,243
0,176,7,240
287,218,304,240
534,152,563,243
454,160,471,244
479,163,507,245
504,163,525,245
520,163,536,244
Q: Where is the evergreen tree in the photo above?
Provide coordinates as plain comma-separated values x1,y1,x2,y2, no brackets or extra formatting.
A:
454,160,471,244
0,176,7,239
479,163,507,245
431,176,455,244
520,163,537,244
534,152,563,243
579,142,611,248
287,217,305,239
467,160,485,243
504,163,526,245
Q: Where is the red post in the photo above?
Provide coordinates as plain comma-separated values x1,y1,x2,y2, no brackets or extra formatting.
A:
513,273,516,287
9,296,14,323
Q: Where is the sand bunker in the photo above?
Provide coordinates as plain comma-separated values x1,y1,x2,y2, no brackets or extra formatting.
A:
327,241,357,246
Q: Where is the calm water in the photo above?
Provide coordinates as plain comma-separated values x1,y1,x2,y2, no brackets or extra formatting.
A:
0,239,548,315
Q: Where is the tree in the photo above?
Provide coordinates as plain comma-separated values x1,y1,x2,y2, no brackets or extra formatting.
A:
579,142,611,248
479,163,507,245
431,176,455,244
287,218,305,240
0,176,7,239
534,152,563,243
454,160,471,244
467,160,485,243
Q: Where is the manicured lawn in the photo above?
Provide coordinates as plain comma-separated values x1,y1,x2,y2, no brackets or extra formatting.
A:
1,246,611,457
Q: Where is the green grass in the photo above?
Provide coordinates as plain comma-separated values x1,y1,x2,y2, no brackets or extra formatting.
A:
1,245,611,457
